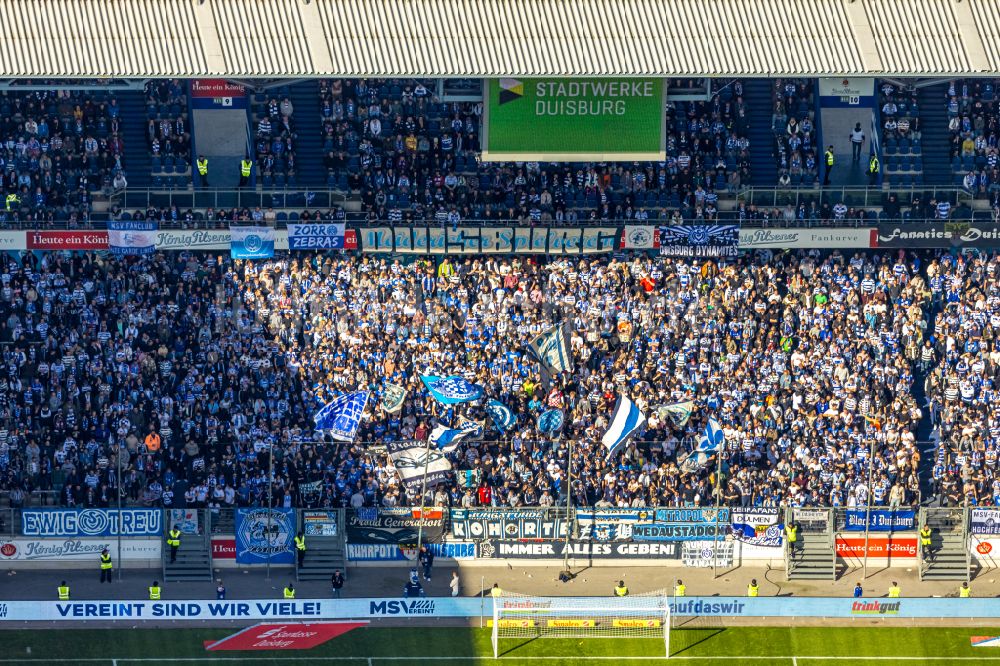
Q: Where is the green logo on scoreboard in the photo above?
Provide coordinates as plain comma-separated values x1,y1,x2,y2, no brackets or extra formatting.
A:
483,78,665,162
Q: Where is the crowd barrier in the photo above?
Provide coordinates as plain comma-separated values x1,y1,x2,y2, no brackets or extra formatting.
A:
0,596,991,622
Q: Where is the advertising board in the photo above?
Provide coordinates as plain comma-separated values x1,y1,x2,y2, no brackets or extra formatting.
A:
483,78,665,162
0,538,160,562
835,536,917,558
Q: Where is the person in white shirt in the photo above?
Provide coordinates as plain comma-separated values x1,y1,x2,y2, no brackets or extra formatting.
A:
849,123,866,162
450,571,460,597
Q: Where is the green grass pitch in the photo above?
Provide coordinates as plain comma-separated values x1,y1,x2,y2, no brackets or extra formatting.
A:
1,626,1000,664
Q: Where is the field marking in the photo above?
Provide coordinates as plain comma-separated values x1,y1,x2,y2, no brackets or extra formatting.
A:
4,657,1000,663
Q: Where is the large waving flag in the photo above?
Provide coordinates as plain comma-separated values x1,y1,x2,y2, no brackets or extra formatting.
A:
658,401,695,427
601,396,646,459
486,400,517,432
313,391,369,442
430,419,483,453
528,326,574,375
696,417,725,453
381,383,407,414
537,408,564,436
387,441,452,491
420,375,484,405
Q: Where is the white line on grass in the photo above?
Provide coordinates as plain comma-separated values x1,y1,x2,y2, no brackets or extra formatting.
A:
6,657,1000,663
792,658,798,666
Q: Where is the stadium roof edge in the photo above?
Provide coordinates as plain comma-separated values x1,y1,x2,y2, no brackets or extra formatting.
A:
0,0,992,78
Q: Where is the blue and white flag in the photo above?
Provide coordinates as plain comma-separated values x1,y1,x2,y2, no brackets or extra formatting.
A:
230,225,275,259
486,400,517,433
108,221,157,255
657,401,695,427
537,408,564,436
430,419,483,453
696,417,725,453
601,396,646,459
381,383,407,414
528,326,574,375
313,391,369,442
420,375,484,405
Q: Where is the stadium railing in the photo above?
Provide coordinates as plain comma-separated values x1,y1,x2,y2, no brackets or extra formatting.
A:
741,185,975,211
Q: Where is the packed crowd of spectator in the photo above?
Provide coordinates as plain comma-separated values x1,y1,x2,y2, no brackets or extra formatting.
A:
947,79,1000,199
254,91,298,186
317,78,748,224
0,88,124,226
0,247,964,512
924,252,1000,506
771,79,819,188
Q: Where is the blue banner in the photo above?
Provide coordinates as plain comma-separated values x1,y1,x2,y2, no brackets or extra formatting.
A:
6,596,1000,622
288,223,345,250
230,225,275,259
844,510,916,532
235,508,295,564
659,225,739,258
21,509,162,537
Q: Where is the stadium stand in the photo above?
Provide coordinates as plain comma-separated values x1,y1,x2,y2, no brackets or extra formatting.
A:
145,80,191,189
0,248,953,510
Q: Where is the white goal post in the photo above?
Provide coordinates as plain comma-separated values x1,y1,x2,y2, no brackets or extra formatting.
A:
491,592,670,659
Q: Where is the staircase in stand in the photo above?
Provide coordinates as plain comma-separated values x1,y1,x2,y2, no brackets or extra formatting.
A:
917,83,952,187
785,508,838,580
788,532,838,580
919,507,971,581
296,536,347,581
288,81,324,187
743,78,779,187
163,532,214,582
117,90,152,189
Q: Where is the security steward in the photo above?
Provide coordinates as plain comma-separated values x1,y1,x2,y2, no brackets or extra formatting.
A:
867,152,880,186
57,581,70,600
239,155,253,188
960,582,971,598
149,581,161,600
747,579,759,597
785,521,799,559
167,525,181,564
614,580,629,597
99,548,113,583
920,524,934,561
490,583,502,598
4,193,19,211
823,145,835,185
284,583,296,599
294,531,307,567
888,581,901,598
674,579,686,597
196,155,209,187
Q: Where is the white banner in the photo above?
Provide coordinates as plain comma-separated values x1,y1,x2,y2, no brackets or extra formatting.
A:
739,227,873,249
0,538,160,562
153,229,289,251
0,230,26,250
620,225,659,250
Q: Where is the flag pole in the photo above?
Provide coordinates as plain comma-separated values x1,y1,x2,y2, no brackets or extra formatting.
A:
562,437,573,575
415,402,439,561
712,453,724,579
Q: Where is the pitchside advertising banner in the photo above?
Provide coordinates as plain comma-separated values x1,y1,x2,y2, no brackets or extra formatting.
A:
738,227,874,249
835,536,917,558
0,538,160,562
3,597,1000,622
874,222,1000,249
482,78,666,162
359,226,618,255
21,509,162,537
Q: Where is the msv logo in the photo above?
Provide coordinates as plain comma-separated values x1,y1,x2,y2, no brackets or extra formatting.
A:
369,600,436,616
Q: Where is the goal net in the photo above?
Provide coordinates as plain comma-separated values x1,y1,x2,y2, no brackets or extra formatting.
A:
491,592,670,658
